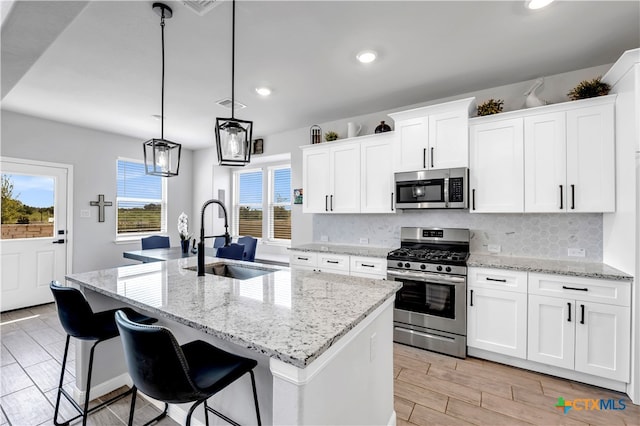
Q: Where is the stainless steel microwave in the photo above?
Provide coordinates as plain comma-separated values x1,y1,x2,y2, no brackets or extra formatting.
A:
394,167,468,209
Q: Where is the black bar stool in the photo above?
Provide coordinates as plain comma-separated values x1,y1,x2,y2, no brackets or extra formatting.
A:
49,281,160,426
115,310,262,426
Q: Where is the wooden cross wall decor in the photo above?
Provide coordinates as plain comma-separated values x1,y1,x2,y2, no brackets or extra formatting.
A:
90,194,113,223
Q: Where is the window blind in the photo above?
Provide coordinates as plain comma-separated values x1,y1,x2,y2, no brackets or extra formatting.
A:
116,160,165,235
238,170,263,238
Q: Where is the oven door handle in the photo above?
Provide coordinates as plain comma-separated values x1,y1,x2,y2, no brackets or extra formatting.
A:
387,269,465,284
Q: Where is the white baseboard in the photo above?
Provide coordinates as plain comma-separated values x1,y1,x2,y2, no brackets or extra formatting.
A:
72,373,132,402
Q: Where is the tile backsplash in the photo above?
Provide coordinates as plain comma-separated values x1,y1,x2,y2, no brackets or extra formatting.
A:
313,211,603,261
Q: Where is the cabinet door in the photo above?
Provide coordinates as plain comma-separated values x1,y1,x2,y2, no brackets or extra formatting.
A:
428,110,468,169
566,103,615,212
361,136,395,213
528,294,574,369
574,302,630,381
468,287,527,359
330,144,360,213
469,118,524,212
524,112,567,212
394,117,428,172
302,148,330,213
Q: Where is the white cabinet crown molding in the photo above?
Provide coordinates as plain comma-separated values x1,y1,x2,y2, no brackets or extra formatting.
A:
388,97,476,121
602,48,640,87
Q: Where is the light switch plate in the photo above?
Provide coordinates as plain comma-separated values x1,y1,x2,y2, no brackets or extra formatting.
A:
359,238,369,244
568,248,586,257
80,209,90,218
320,235,328,242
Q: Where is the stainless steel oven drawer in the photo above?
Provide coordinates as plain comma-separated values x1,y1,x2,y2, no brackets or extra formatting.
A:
394,323,466,359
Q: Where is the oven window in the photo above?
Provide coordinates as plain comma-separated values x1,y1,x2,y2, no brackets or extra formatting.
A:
395,280,455,318
396,180,444,203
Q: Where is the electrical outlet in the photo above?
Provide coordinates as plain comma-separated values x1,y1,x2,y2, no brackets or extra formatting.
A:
359,237,369,245
488,244,501,253
320,235,329,242
568,248,586,257
80,209,90,218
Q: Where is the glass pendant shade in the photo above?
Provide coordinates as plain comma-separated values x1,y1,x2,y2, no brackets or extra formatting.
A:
143,138,181,177
215,117,252,166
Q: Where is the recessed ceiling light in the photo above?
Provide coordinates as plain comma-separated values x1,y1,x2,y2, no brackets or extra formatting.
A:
526,0,554,10
255,87,272,96
356,50,377,64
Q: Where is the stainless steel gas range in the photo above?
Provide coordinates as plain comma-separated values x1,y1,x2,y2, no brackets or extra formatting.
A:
387,227,470,358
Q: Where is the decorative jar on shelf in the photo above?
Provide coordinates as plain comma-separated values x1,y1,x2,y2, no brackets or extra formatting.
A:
375,121,391,133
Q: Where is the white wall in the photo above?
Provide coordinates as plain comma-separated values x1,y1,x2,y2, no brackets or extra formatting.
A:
1,110,194,272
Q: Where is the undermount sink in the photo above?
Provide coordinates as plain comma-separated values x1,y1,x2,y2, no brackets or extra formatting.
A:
185,262,276,280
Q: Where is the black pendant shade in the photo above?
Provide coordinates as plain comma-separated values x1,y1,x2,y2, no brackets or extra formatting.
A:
215,0,252,166
144,2,182,177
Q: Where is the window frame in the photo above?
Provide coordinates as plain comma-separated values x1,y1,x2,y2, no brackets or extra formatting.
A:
115,158,168,241
232,162,291,245
267,164,292,243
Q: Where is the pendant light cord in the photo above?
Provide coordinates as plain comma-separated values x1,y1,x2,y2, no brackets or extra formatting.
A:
230,0,236,119
160,9,166,140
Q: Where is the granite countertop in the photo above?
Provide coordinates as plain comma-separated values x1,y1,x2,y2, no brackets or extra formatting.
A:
289,243,392,259
66,257,400,368
468,254,633,281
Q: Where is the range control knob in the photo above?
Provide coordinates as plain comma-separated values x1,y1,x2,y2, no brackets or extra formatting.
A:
420,264,426,270
436,265,443,272
446,266,452,273
404,263,410,268
397,262,403,268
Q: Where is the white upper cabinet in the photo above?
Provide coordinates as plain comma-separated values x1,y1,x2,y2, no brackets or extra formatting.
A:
360,134,395,213
389,97,475,172
566,100,615,212
302,142,360,213
524,96,615,212
469,117,524,213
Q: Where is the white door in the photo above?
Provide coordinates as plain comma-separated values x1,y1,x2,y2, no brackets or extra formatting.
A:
302,147,330,213
394,117,428,172
469,118,524,212
1,159,70,311
329,144,360,213
524,112,567,212
566,102,615,212
360,135,394,213
467,287,527,359
428,109,469,169
574,301,630,382
527,294,575,369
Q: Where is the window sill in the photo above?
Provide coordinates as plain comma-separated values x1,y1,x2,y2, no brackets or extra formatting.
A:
114,234,169,245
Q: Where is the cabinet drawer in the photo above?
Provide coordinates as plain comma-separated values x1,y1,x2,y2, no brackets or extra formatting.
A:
468,267,527,293
318,253,350,273
289,251,318,268
529,273,630,306
350,256,387,277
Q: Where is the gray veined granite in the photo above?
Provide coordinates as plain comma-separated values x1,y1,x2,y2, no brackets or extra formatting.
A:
65,257,401,368
288,243,392,258
468,254,632,281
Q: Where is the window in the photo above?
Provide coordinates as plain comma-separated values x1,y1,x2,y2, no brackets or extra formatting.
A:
233,164,291,242
116,159,166,237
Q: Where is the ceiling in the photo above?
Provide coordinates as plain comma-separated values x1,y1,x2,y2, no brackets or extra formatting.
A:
1,1,639,150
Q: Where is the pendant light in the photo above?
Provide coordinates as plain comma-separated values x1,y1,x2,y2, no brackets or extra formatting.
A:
215,0,252,166
143,2,182,177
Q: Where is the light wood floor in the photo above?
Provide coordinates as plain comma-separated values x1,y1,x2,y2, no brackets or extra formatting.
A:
393,342,640,426
1,303,638,425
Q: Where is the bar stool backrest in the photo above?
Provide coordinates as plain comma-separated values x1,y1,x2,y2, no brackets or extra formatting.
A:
115,310,202,403
50,282,100,340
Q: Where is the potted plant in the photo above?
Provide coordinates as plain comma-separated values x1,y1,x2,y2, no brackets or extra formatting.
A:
324,131,339,142
177,212,192,253
567,77,611,100
477,99,504,116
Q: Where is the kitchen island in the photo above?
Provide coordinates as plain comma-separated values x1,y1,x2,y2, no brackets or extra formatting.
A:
65,255,401,425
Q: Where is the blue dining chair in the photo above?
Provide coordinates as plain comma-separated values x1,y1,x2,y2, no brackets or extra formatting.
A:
216,243,245,260
213,236,226,248
141,235,170,250
237,236,258,262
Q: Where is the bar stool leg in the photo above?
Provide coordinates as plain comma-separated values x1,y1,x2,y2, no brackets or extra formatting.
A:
127,387,137,426
250,370,262,426
81,340,100,426
53,335,71,426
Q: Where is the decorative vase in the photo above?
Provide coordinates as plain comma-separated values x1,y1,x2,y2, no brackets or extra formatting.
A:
181,239,190,254
375,121,391,133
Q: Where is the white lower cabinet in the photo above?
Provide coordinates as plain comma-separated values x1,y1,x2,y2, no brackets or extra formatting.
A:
467,268,528,359
527,273,631,382
289,251,385,278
